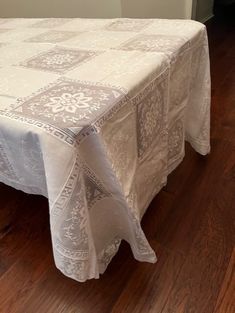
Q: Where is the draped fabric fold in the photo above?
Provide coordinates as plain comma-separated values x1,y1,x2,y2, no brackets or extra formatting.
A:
0,18,210,281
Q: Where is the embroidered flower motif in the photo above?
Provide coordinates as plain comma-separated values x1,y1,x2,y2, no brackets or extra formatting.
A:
45,92,92,113
144,110,157,137
105,20,151,32
18,80,124,127
31,18,70,28
168,119,184,161
20,48,98,74
43,53,75,66
26,31,77,43
136,77,167,158
118,35,186,53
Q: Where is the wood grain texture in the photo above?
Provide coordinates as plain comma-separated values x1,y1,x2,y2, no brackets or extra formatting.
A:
0,16,234,313
214,248,235,313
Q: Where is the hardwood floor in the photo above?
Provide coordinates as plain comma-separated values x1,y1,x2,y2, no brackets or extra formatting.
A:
0,17,234,313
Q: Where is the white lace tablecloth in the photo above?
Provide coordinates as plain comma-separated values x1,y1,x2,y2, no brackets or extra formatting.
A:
0,18,210,282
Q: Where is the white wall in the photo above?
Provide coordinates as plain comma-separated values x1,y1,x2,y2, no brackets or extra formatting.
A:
0,0,194,19
0,0,122,18
121,0,193,19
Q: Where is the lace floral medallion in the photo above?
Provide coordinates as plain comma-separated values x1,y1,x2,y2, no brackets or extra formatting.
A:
168,118,184,163
31,18,71,28
26,30,78,43
117,34,188,53
105,20,152,32
0,129,19,181
14,79,125,127
134,73,168,158
20,47,99,74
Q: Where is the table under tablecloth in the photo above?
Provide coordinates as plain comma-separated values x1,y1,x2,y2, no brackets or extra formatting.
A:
0,18,210,281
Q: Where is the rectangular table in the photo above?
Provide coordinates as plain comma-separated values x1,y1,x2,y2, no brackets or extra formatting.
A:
0,18,210,282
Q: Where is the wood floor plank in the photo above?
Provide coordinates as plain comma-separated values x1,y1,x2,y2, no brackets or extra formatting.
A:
110,243,185,313
0,242,52,313
156,139,235,313
214,248,235,313
19,243,137,313
0,191,49,278
159,197,234,313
